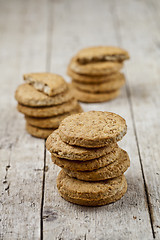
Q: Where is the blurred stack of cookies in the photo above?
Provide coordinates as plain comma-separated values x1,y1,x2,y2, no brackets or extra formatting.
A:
46,111,130,206
67,46,129,103
15,73,82,139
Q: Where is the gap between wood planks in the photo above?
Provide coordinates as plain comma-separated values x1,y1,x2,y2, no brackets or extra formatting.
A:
110,0,155,238
41,143,46,240
3,157,11,196
40,1,54,239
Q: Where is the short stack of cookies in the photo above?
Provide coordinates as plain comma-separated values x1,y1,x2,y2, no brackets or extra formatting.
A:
15,73,82,139
67,46,129,103
46,111,130,206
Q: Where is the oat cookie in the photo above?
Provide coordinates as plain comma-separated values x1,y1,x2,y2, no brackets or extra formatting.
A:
46,130,117,161
70,58,123,76
67,67,123,83
17,98,77,118
26,122,54,139
25,104,83,129
72,87,120,103
64,149,130,181
75,46,129,64
15,83,73,107
23,73,67,96
51,145,120,171
72,73,125,93
59,111,127,147
57,170,127,206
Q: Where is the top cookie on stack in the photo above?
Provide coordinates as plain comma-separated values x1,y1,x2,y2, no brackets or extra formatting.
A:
23,72,68,96
58,111,127,148
46,111,130,206
15,73,83,139
67,46,129,103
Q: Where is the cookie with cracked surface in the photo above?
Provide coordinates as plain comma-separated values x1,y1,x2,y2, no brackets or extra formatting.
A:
23,72,68,96
51,145,120,171
75,46,129,64
70,57,123,76
67,67,123,83
46,130,117,161
26,122,54,139
72,73,125,93
59,111,127,147
57,170,127,206
72,87,120,103
17,98,77,118
64,149,130,181
25,104,83,129
15,83,73,107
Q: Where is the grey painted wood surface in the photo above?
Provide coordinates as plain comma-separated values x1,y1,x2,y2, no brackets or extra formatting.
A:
0,0,47,239
0,0,159,239
113,0,160,237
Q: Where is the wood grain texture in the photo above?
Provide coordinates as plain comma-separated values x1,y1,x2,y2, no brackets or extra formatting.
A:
0,0,47,239
112,0,160,237
43,0,154,239
0,0,159,239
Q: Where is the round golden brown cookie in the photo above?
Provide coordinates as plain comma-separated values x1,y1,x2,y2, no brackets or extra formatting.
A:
72,73,125,93
64,149,130,181
57,170,127,206
23,73,68,96
72,87,120,103
70,57,123,76
25,104,83,129
46,129,118,161
17,98,77,118
15,83,73,107
67,67,123,83
26,122,55,139
59,111,127,148
75,46,129,64
51,145,120,171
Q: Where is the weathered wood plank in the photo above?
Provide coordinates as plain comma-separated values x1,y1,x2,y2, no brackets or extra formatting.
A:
112,0,160,238
0,0,48,239
43,0,153,239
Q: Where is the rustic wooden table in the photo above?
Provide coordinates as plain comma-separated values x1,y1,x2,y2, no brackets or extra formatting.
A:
0,0,160,239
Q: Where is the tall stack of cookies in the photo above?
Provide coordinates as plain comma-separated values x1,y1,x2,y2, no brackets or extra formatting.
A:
15,73,82,139
46,111,130,206
67,46,129,103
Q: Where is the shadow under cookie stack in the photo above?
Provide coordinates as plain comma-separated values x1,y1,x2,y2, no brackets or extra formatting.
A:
67,46,129,103
15,73,82,139
46,111,130,206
